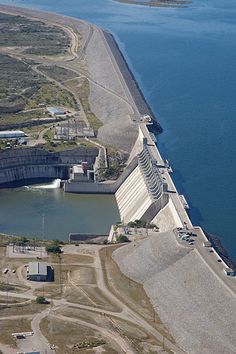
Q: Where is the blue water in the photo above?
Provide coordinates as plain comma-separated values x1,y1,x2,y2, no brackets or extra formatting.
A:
1,0,236,259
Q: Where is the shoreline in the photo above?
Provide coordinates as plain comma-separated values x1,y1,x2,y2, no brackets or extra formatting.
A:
113,0,191,8
0,4,235,283
102,30,162,134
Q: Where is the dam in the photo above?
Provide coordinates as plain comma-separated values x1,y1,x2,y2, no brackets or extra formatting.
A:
0,6,234,271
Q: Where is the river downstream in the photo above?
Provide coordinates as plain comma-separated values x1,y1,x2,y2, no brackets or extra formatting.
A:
0,0,235,259
0,182,120,240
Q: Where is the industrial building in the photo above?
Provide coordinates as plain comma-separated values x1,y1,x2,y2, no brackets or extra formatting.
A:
47,106,65,116
0,130,26,139
27,262,52,282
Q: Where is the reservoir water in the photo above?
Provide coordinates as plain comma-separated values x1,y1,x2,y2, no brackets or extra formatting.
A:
0,0,235,259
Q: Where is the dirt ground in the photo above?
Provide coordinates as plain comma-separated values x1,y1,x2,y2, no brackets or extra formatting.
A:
0,240,177,353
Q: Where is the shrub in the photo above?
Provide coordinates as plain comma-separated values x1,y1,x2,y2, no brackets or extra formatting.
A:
35,296,49,304
0,283,14,291
46,244,62,254
116,235,130,243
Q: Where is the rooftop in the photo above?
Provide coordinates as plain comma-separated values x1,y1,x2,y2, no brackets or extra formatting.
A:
28,262,47,276
0,130,25,135
47,106,65,115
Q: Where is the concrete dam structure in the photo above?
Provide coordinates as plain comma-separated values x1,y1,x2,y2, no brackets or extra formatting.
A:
64,127,169,224
0,147,98,185
115,141,169,223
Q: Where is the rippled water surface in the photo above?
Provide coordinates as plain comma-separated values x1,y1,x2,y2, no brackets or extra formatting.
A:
0,0,236,258
0,184,120,240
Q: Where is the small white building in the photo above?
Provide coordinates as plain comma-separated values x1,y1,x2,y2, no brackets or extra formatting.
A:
224,268,236,277
70,163,89,182
47,106,65,116
0,130,26,139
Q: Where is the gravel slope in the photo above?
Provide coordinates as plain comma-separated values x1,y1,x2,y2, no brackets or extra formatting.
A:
86,27,138,154
113,231,236,354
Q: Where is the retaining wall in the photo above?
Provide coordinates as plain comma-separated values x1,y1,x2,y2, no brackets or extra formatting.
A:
0,147,98,185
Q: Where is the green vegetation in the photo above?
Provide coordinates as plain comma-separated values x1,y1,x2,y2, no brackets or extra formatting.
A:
43,128,55,142
35,296,49,304
75,79,103,134
12,236,29,246
103,164,124,179
0,54,44,112
116,235,130,243
0,109,46,129
101,146,126,179
73,338,106,349
0,12,70,55
0,56,76,128
38,65,78,82
26,83,77,110
46,240,62,254
44,140,77,152
127,219,157,229
0,13,75,130
0,283,15,292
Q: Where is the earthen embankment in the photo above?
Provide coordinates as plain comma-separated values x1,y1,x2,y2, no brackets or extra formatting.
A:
102,30,162,133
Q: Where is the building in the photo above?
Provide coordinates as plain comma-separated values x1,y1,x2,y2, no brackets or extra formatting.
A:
203,241,212,248
70,163,90,182
47,106,65,116
224,268,236,277
0,130,26,139
27,262,48,281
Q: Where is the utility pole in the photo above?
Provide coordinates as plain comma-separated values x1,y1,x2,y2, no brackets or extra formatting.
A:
6,272,9,307
58,254,63,294
40,213,45,258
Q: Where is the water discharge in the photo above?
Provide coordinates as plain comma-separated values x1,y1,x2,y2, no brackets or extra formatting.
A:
0,184,120,240
0,0,235,259
30,178,61,190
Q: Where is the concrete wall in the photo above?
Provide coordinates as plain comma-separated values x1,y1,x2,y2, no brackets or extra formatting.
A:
152,198,183,232
0,147,98,185
0,164,68,185
115,165,153,222
115,133,169,223
64,156,138,194
65,131,169,224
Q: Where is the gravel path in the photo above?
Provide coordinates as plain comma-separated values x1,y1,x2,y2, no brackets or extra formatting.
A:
113,231,236,354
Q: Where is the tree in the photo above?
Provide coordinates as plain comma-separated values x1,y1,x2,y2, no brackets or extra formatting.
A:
116,235,130,243
46,240,62,254
46,244,62,254
35,296,49,304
